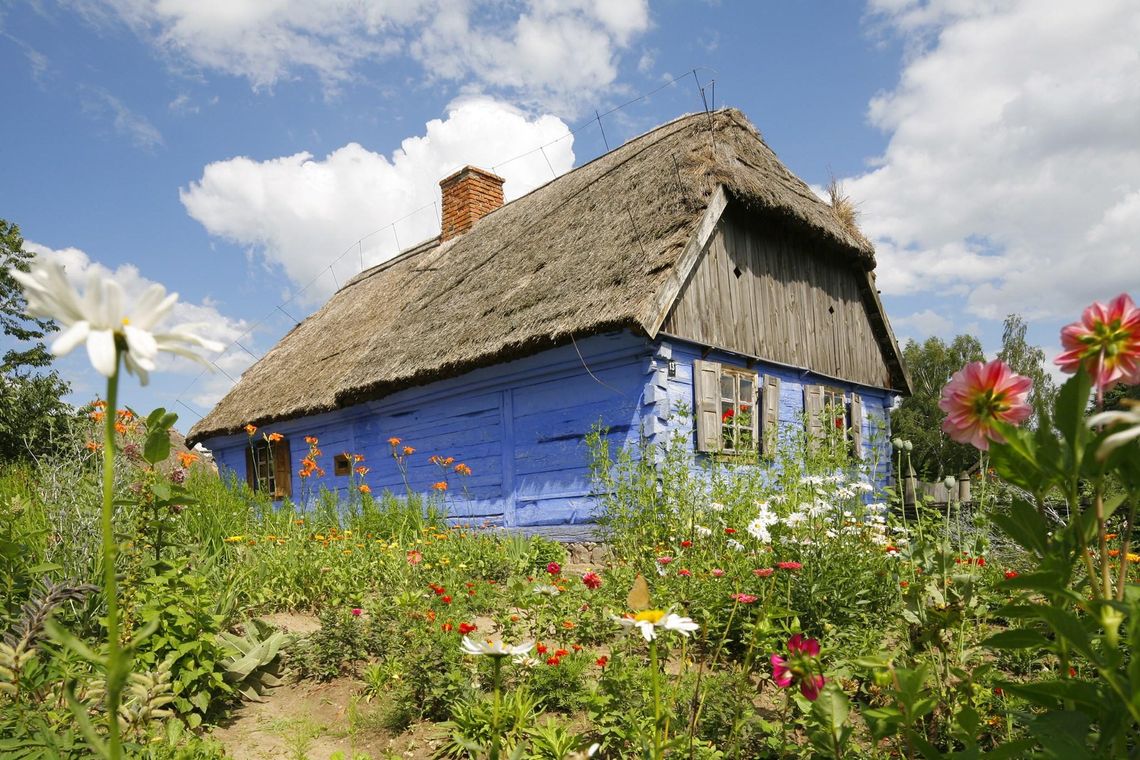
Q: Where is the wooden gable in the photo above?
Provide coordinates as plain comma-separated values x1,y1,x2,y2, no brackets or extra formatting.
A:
660,205,905,391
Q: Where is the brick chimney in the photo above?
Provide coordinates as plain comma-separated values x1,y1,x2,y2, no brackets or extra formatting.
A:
439,166,505,242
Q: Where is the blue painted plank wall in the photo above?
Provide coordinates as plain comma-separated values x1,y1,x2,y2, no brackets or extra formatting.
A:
203,330,653,528
644,337,898,495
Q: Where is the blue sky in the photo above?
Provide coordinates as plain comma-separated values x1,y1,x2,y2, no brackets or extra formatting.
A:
2,1,1138,430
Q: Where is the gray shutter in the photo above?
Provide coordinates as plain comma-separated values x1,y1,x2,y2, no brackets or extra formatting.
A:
850,392,864,460
761,374,780,457
694,359,722,452
803,384,824,449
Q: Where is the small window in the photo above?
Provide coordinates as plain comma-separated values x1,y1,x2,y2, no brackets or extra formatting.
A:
803,385,864,460
333,453,351,476
694,360,778,456
245,438,292,499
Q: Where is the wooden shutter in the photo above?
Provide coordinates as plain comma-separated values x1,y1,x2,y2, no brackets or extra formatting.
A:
244,445,256,490
272,439,292,500
693,359,722,452
761,374,780,457
803,384,824,449
850,392,864,460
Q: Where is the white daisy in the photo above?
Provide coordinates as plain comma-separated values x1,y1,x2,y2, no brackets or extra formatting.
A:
614,610,700,642
460,636,534,658
11,259,223,385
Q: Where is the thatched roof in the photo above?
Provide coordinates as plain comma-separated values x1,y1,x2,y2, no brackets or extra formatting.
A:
189,108,894,444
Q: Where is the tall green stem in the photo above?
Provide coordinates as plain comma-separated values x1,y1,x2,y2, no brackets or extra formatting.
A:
101,359,123,760
490,656,503,760
650,639,663,759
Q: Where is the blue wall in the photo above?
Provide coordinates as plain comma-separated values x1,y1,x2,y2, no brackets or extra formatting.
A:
644,337,896,492
205,331,897,531
205,330,653,535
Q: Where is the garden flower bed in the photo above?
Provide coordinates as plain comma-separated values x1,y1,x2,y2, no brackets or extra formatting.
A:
1,260,1138,758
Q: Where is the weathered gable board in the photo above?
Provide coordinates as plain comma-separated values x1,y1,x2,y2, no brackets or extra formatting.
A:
662,209,894,390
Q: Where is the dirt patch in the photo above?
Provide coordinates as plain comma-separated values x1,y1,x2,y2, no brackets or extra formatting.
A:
259,612,322,635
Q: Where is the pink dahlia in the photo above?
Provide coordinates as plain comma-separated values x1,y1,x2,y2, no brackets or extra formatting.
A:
1055,293,1140,390
546,561,561,576
938,360,1033,450
770,633,825,700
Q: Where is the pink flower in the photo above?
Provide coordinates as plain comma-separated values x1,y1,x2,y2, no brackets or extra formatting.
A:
656,556,673,565
678,568,692,577
1055,294,1140,389
351,608,362,617
711,568,725,577
787,633,820,656
770,633,825,701
406,550,423,565
546,562,561,576
938,360,1033,450
731,593,758,604
770,654,793,687
776,561,802,571
582,571,602,590
753,568,774,577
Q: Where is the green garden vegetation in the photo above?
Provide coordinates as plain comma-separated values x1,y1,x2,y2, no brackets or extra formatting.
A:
1,260,1139,758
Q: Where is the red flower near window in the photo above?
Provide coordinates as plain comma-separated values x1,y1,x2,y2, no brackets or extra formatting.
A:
722,407,735,422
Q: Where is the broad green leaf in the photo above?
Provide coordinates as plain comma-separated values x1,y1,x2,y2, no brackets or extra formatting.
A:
989,499,1049,556
982,628,1050,650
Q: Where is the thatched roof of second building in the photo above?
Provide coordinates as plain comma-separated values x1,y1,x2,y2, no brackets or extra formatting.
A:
189,108,884,444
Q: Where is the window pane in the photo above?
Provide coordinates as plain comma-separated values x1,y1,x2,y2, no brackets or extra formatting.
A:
739,377,754,403
720,374,734,400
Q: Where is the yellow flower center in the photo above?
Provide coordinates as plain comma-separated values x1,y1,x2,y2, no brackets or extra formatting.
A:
634,609,667,624
121,317,130,325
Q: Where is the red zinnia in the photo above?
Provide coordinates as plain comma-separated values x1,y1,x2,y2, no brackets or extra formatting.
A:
754,568,774,577
547,561,561,576
555,649,569,657
536,643,548,654
582,571,602,589
441,595,452,604
680,540,692,548
1004,570,1019,579
459,622,477,635
546,656,560,666
777,561,802,571
731,593,758,604
596,656,609,667
441,622,453,632
724,528,737,535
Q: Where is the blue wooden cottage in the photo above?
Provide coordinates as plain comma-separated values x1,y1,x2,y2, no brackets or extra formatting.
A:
187,109,911,537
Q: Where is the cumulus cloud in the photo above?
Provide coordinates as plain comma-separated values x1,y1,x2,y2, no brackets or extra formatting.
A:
892,309,956,340
77,0,649,111
848,0,1140,320
180,97,575,299
23,242,253,406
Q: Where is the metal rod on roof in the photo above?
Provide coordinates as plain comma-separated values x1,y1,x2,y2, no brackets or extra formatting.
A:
595,110,610,151
391,224,401,252
276,304,299,323
539,146,556,178
176,400,204,420
210,361,237,383
625,205,649,258
330,266,340,290
359,241,364,272
234,341,258,360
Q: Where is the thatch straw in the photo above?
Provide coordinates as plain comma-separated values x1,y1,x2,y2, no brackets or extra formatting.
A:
189,109,885,444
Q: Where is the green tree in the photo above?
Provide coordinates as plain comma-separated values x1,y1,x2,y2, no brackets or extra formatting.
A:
996,313,1056,421
891,334,984,480
0,218,75,461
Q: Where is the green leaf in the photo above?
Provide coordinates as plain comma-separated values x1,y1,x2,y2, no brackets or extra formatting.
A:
983,627,1050,650
1028,709,1093,760
989,499,1049,556
1036,606,1095,660
1054,372,1091,454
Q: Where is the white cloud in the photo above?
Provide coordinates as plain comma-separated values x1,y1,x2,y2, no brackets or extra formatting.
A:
180,97,575,300
80,87,164,150
23,242,253,406
78,0,649,111
892,308,955,340
848,0,1140,321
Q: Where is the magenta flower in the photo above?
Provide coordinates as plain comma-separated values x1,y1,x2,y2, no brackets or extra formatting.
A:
1055,293,1140,390
711,568,725,577
770,633,826,701
938,360,1033,450
730,593,758,604
351,608,363,617
546,562,561,576
656,556,674,565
